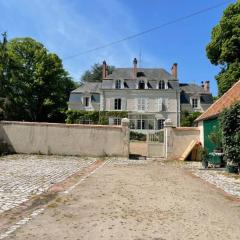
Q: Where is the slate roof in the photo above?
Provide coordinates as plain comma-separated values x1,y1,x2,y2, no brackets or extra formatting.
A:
195,80,240,122
179,83,209,94
180,83,213,104
107,68,175,80
72,82,101,93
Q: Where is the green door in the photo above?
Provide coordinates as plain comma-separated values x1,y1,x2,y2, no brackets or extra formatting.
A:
203,118,219,153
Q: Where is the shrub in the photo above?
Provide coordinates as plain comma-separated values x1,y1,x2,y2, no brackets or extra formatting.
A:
220,102,240,165
181,111,201,127
208,125,223,150
130,131,146,141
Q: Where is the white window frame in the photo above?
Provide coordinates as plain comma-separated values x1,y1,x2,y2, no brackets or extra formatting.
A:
83,97,90,107
114,98,122,110
113,117,121,125
138,80,146,89
192,98,198,108
158,80,165,90
157,119,165,130
137,98,146,111
115,79,121,89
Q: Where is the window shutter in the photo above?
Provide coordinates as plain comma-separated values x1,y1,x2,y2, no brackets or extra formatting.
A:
158,98,163,111
122,98,126,110
164,98,169,111
110,98,114,110
109,117,114,125
145,98,148,111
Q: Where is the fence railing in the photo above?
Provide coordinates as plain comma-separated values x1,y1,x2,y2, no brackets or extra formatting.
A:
147,130,164,143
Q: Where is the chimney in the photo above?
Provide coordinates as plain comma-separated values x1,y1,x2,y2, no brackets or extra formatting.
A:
204,80,210,92
102,60,107,79
171,63,178,79
133,58,138,78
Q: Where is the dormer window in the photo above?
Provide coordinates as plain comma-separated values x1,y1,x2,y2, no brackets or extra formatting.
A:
192,98,198,108
159,80,165,90
115,80,121,89
138,80,145,89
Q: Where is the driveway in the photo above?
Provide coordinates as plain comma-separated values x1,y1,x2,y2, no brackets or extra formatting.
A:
1,158,240,240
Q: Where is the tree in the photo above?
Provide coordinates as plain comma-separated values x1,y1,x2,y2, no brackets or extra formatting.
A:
0,37,76,122
206,1,240,96
220,102,240,167
81,63,114,82
181,111,201,127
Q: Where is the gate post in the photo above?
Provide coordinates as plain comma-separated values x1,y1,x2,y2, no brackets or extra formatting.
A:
121,118,130,157
164,119,174,159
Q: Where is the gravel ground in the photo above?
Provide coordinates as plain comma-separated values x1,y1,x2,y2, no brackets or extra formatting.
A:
4,159,240,240
182,161,240,198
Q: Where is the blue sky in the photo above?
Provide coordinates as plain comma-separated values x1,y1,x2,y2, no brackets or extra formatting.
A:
0,0,236,96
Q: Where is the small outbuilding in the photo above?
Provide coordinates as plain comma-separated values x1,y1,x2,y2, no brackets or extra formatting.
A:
195,80,240,153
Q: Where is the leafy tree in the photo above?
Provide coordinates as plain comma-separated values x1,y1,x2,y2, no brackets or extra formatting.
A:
0,37,76,122
81,63,114,82
206,1,240,96
181,111,201,127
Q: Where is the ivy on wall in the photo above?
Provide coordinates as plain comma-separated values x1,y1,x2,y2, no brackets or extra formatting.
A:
65,110,128,125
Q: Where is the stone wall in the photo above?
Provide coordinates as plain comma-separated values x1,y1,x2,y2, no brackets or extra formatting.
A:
164,119,200,160
0,120,129,157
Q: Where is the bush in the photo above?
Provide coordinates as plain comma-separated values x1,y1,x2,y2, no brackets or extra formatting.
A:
65,110,99,124
130,131,146,141
65,110,128,125
220,102,240,165
181,111,201,127
208,125,223,150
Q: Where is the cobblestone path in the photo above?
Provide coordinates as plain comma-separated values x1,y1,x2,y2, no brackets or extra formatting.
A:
0,154,95,214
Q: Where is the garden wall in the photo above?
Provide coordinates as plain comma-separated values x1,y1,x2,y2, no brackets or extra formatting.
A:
164,119,200,160
0,120,129,157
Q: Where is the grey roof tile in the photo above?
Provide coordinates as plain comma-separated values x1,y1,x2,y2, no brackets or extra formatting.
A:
72,82,101,93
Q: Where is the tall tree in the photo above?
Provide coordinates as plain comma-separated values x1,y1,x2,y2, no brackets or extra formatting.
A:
206,1,240,96
0,37,76,122
81,63,114,82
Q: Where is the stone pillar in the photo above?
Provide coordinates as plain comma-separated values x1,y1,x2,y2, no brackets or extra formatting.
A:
164,118,174,159
121,118,130,157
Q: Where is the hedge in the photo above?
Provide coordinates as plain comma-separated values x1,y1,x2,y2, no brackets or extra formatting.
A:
220,102,240,165
65,110,128,125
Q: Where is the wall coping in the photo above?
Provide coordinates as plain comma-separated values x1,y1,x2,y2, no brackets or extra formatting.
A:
173,127,200,131
0,121,122,130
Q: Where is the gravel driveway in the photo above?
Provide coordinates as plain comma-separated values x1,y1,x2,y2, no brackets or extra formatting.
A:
2,159,240,240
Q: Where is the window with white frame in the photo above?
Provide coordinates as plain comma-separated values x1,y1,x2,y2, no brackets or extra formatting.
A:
113,118,121,125
137,98,146,111
138,80,145,89
114,98,121,110
192,98,198,108
115,80,121,89
159,80,165,89
83,97,90,107
157,119,165,130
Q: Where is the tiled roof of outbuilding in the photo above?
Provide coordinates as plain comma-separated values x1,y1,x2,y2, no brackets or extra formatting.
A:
195,80,240,122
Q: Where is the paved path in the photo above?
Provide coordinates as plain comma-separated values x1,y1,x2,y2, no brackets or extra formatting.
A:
0,155,95,214
3,159,239,240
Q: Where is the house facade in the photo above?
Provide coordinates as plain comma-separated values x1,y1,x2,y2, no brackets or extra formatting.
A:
68,58,213,132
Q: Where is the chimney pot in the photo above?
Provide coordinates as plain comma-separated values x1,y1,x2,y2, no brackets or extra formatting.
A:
133,58,138,78
204,80,210,92
171,63,178,78
102,60,107,79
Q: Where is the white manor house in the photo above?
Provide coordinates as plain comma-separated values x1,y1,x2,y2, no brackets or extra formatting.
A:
68,58,213,132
